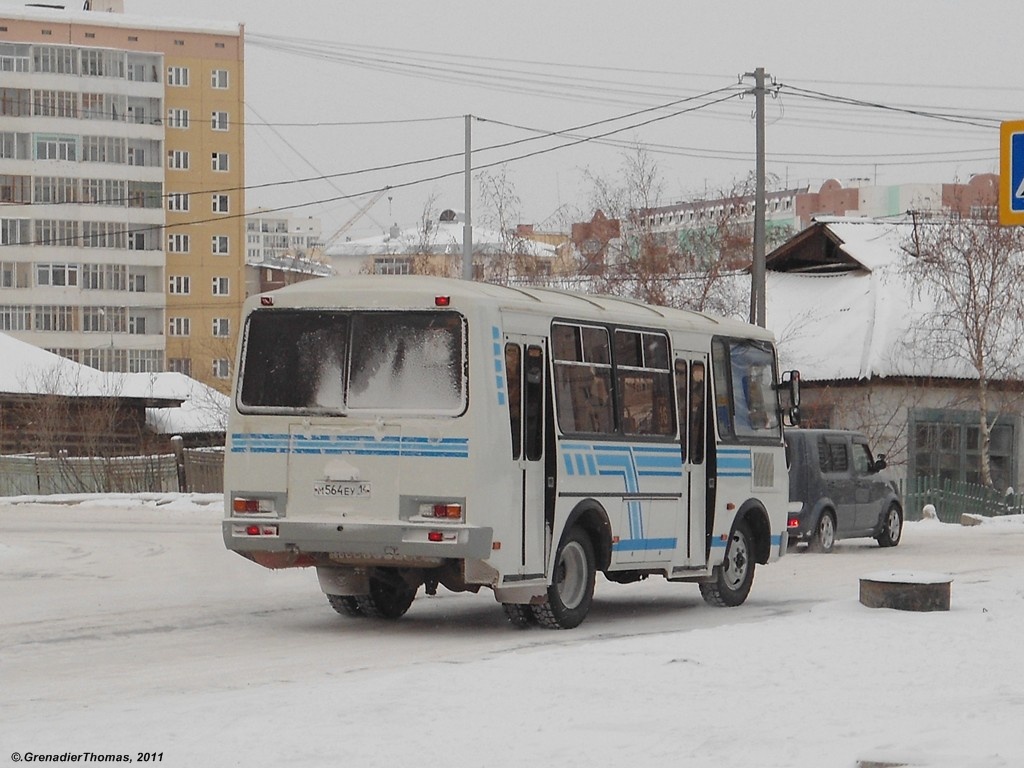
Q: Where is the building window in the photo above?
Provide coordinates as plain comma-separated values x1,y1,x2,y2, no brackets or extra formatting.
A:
211,111,229,131
212,194,229,213
83,306,125,333
212,235,229,255
36,263,79,287
128,315,146,335
373,256,414,275
168,316,191,336
212,317,230,337
127,231,147,251
0,305,31,331
35,134,77,161
167,233,190,253
910,409,1016,491
211,68,229,89
167,150,190,170
211,152,229,172
167,193,190,212
128,272,147,292
167,108,189,129
168,275,191,294
34,304,76,332
213,358,230,379
129,349,163,373
212,277,230,296
168,357,192,376
167,66,189,87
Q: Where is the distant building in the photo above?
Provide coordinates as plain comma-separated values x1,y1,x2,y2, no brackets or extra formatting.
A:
0,4,246,393
243,210,331,296
325,209,556,280
632,175,999,247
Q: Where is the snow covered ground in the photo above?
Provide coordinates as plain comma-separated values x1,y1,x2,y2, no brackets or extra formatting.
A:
2,495,1023,768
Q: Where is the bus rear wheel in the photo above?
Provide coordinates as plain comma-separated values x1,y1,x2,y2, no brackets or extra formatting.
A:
699,519,756,608
532,526,596,630
354,570,417,619
326,594,363,617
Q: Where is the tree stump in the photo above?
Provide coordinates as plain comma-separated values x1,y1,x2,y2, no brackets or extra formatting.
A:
859,571,951,612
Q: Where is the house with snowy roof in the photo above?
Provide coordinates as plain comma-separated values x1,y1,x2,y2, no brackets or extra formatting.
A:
0,332,227,456
764,216,1023,492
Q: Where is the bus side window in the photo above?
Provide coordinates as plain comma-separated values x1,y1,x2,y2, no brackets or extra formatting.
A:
689,361,706,464
524,345,544,461
504,343,522,460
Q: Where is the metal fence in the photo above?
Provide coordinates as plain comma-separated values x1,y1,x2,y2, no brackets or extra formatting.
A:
901,476,1023,523
0,448,224,496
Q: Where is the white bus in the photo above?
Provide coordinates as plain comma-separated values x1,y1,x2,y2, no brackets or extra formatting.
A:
223,275,800,629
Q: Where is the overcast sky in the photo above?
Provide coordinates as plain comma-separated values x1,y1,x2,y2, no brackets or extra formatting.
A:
4,0,1018,240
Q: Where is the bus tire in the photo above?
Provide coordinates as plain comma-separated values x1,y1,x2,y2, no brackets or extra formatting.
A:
326,593,364,617
355,571,417,619
699,519,755,608
502,603,537,628
532,526,596,630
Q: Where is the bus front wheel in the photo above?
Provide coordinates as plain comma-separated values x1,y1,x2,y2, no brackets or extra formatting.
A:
699,519,756,608
532,526,596,629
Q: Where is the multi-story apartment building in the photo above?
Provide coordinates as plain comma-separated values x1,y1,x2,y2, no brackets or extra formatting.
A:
0,2,244,393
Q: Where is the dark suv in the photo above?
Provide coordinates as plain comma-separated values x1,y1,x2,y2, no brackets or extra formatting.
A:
785,428,902,552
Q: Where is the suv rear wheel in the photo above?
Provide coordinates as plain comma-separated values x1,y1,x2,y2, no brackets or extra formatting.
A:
808,510,836,553
876,503,903,548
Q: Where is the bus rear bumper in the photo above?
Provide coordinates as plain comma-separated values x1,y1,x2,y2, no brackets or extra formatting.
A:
223,518,494,568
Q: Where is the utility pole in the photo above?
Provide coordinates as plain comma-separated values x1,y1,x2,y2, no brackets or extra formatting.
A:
743,67,770,328
462,114,473,280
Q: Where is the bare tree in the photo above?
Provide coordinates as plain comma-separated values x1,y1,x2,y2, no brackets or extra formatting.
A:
902,210,1024,487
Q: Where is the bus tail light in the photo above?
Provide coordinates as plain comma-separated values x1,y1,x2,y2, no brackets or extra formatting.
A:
237,524,278,537
233,497,276,515
418,502,463,520
787,517,801,529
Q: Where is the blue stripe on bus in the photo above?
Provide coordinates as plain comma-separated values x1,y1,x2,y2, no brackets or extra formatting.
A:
612,537,677,552
230,433,469,459
717,447,752,477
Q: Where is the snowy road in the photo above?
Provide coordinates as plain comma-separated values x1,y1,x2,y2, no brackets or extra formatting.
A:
2,496,1023,768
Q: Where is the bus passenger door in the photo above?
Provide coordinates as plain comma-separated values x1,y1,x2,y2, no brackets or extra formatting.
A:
675,355,708,567
504,337,548,580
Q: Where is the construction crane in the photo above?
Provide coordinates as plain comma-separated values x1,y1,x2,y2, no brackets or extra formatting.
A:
321,189,389,251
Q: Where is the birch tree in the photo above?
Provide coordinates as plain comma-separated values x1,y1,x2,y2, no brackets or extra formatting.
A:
903,210,1024,487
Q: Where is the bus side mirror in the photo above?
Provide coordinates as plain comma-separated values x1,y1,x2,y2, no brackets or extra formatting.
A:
778,370,800,426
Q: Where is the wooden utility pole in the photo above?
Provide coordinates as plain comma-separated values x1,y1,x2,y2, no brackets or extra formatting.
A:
462,114,473,280
744,68,769,327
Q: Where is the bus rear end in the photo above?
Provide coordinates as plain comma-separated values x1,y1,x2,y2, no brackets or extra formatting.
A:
223,289,491,618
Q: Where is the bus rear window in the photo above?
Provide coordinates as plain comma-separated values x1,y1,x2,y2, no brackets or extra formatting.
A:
238,309,465,414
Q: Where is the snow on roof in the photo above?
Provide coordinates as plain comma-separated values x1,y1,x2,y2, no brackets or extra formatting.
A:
144,374,228,435
0,333,227,434
326,220,556,260
766,217,978,383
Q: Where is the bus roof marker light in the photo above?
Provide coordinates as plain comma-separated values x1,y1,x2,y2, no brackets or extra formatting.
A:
260,296,274,306
434,295,451,307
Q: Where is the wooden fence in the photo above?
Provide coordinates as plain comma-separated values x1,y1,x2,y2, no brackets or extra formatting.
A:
0,447,224,496
901,476,1022,523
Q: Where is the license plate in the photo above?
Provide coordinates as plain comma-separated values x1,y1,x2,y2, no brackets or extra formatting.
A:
313,480,371,498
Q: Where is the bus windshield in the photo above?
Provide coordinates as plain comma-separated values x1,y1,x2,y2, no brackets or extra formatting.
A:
238,309,466,415
712,337,780,440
